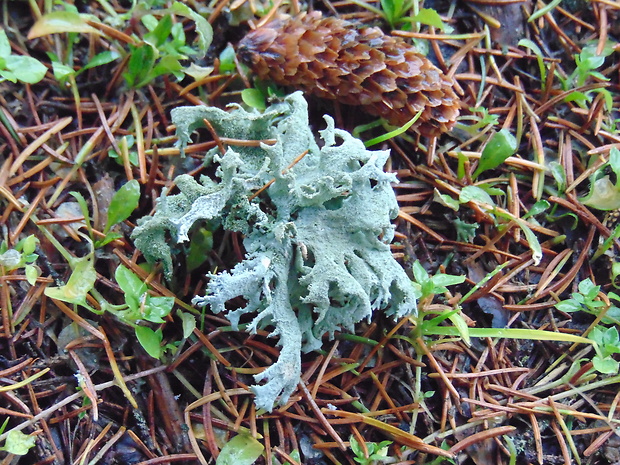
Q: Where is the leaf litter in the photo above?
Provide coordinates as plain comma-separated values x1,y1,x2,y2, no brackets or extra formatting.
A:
0,0,619,464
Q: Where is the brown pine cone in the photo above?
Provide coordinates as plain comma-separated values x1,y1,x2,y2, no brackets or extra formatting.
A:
238,12,460,137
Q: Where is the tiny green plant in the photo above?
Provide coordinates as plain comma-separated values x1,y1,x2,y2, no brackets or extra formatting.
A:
215,433,264,465
434,184,544,266
554,278,620,325
0,30,47,84
70,179,141,247
0,419,35,456
580,147,620,211
0,235,39,285
350,435,393,465
567,42,615,89
557,42,616,112
471,129,518,180
554,277,620,374
123,13,188,88
587,325,620,374
456,106,500,134
380,0,411,29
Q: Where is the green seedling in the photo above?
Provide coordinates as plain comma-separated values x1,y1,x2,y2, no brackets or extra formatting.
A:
456,106,500,135
380,0,412,29
0,29,46,84
108,135,139,167
435,184,544,266
581,147,620,211
518,39,547,91
216,433,264,465
241,80,285,112
219,44,237,73
0,421,35,456
588,326,620,374
555,278,620,325
568,42,615,89
556,42,616,116
0,235,39,285
43,246,176,359
409,261,468,343
350,436,393,465
41,183,177,360
70,179,140,247
472,129,518,180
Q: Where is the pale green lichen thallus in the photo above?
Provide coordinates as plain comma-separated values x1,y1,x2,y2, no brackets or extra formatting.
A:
132,92,417,411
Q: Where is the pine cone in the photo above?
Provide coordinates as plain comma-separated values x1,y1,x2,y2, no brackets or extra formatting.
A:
238,12,460,137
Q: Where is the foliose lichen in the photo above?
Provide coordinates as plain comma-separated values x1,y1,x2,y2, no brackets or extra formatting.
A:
132,92,417,411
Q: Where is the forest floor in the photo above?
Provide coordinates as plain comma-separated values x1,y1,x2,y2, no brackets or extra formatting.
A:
1,0,620,464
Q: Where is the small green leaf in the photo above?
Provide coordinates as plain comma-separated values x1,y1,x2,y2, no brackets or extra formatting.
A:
447,311,471,346
143,296,174,323
187,227,213,272
141,14,159,32
459,185,495,206
216,434,264,465
518,39,546,87
609,147,620,180
241,88,266,111
179,311,196,338
135,326,162,359
548,161,566,193
555,299,583,313
433,189,460,211
412,261,430,287
582,175,620,211
25,264,40,285
18,235,39,256
69,191,92,234
44,255,97,307
514,218,542,266
95,232,123,248
105,179,140,234
0,30,10,58
80,50,120,73
5,55,47,84
592,355,619,374
522,200,550,220
219,44,236,73
124,44,156,87
578,278,599,298
148,55,183,83
170,1,213,57
472,129,517,179
28,11,100,38
144,14,173,48
51,60,75,81
2,430,36,455
432,273,466,288
0,69,16,82
115,265,147,309
410,8,445,30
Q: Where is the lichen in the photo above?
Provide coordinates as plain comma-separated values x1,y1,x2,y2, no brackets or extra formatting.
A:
132,92,417,411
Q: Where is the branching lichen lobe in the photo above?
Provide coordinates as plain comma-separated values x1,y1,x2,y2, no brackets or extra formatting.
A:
132,93,417,411
238,12,460,136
